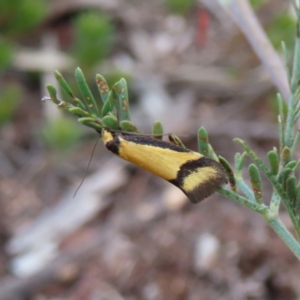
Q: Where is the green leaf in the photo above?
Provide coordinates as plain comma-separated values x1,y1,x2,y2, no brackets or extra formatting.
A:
169,134,186,148
75,67,99,116
293,160,300,172
285,160,297,170
102,115,119,130
55,70,86,110
268,150,279,175
78,117,102,131
96,74,110,103
46,85,60,105
287,176,297,205
282,146,292,166
68,107,91,117
277,93,285,156
152,121,164,139
278,168,293,191
55,70,75,98
120,120,139,132
197,127,209,157
248,164,263,202
80,121,102,132
234,151,248,179
112,78,130,122
219,156,236,192
101,91,115,117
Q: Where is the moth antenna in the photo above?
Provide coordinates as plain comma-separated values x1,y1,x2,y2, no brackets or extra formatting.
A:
110,129,186,138
73,136,101,197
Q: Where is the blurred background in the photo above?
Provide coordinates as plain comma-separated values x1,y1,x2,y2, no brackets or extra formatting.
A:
0,0,299,299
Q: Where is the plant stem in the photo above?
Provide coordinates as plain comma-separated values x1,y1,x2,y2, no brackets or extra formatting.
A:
236,180,256,202
219,187,266,213
220,187,300,261
234,138,300,240
284,95,296,149
263,210,300,260
270,192,281,214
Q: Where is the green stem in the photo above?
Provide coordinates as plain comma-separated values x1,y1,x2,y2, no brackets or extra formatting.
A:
234,138,300,240
221,187,300,261
219,187,265,213
277,94,285,164
270,192,281,214
284,95,296,148
236,180,256,202
263,210,300,260
291,130,300,156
